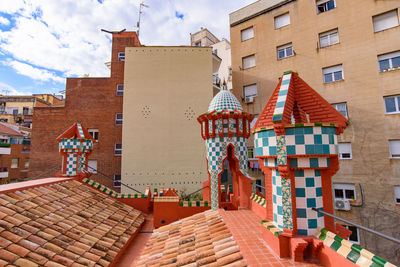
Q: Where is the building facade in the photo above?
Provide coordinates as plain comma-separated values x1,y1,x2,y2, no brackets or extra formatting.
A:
230,0,400,262
29,32,141,189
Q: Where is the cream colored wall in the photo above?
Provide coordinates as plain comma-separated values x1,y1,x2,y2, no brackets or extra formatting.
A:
212,40,232,90
122,46,213,193
4,101,34,114
230,0,400,262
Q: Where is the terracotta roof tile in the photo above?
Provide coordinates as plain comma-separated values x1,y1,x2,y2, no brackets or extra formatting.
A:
137,210,246,266
0,179,145,265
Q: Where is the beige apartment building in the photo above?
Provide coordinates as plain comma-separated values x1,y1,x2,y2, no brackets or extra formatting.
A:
121,47,213,193
230,0,400,262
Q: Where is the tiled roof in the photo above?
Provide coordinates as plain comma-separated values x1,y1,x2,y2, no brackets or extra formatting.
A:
137,210,247,266
208,89,243,112
0,179,145,266
0,123,24,137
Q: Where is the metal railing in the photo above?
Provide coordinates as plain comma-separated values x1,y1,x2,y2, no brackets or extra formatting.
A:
311,207,400,245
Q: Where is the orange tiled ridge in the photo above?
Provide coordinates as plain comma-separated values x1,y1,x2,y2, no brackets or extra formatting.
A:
137,210,247,267
0,179,145,266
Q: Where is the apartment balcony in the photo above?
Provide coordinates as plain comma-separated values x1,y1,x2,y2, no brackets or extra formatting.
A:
0,143,11,155
0,167,8,179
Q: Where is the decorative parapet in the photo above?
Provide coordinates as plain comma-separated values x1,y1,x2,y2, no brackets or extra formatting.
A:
315,228,396,267
153,196,180,202
179,200,210,207
261,220,283,237
251,193,266,208
83,178,149,198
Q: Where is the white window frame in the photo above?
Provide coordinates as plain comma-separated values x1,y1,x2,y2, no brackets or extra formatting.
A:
274,13,290,29
338,143,352,159
88,129,99,142
244,84,257,98
389,140,400,158
114,174,121,188
118,52,125,61
394,186,400,204
241,27,254,41
116,113,123,126
319,29,339,48
342,225,360,244
316,0,336,14
332,103,348,118
277,43,293,60
333,184,356,201
11,158,18,169
242,55,255,69
116,84,124,96
88,160,97,174
373,10,399,33
378,51,400,72
384,95,400,114
115,143,122,156
323,64,343,83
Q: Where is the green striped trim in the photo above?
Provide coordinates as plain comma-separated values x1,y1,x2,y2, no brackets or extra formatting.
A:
253,122,338,133
261,220,283,237
82,178,148,198
314,228,396,267
250,193,267,208
179,201,209,207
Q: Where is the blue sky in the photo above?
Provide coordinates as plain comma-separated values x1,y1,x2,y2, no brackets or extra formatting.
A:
0,0,256,96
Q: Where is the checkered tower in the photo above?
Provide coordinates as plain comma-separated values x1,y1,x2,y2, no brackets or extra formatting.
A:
198,86,254,210
56,123,94,178
252,71,347,236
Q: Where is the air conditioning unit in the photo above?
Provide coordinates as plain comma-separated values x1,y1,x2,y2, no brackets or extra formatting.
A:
245,96,254,104
334,199,351,211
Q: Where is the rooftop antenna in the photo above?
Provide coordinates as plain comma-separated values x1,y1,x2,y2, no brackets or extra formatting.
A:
2,89,10,95
101,29,126,34
137,2,149,38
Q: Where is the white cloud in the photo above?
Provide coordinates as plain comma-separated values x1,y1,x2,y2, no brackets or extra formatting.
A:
4,59,64,83
0,81,32,95
0,0,257,81
0,17,10,26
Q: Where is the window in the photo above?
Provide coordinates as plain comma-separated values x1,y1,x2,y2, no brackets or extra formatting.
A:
389,140,400,158
88,129,99,142
373,10,399,32
338,143,352,159
378,51,400,72
116,113,123,125
274,13,290,29
118,52,125,61
24,158,29,168
241,27,254,41
333,184,356,200
342,225,360,244
317,0,335,14
332,103,348,118
277,43,293,59
323,65,343,83
319,29,339,48
242,55,255,69
244,84,257,98
395,186,400,204
115,143,122,156
114,175,121,188
22,107,29,115
116,84,124,96
88,160,97,174
7,107,18,115
384,95,400,114
11,158,18,168
194,41,201,47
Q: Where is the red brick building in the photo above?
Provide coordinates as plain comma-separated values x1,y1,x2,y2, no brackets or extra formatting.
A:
29,32,141,189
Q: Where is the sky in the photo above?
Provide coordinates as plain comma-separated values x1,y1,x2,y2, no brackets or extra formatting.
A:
0,0,257,96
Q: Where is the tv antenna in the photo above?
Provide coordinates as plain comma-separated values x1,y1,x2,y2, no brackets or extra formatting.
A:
137,2,149,38
101,29,126,34
2,89,10,95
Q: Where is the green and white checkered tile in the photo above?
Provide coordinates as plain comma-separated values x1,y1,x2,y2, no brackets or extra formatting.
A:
66,154,77,175
315,228,396,267
208,90,243,112
77,123,85,139
272,169,284,229
289,157,330,168
251,193,266,207
179,200,210,207
83,178,148,198
272,72,292,122
261,220,283,237
59,139,80,150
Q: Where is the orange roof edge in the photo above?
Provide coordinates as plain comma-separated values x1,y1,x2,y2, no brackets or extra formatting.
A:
0,177,73,194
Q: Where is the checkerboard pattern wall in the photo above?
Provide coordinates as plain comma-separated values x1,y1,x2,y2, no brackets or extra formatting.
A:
78,154,86,173
273,73,292,122
66,153,78,175
77,123,85,138
295,169,324,236
272,169,292,230
59,139,80,150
